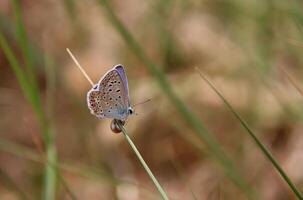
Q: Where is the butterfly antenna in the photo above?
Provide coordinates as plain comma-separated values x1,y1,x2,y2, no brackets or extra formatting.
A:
66,48,94,87
132,98,151,116
133,98,152,107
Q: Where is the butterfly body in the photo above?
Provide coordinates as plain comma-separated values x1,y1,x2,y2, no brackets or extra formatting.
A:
87,65,133,121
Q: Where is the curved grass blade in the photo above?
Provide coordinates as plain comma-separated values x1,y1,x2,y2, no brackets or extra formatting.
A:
0,22,58,200
196,68,303,200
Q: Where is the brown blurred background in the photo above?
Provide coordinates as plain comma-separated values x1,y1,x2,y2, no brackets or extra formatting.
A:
1,0,303,199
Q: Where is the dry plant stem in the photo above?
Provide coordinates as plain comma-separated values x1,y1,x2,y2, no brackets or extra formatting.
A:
196,68,303,200
117,122,169,200
66,48,94,87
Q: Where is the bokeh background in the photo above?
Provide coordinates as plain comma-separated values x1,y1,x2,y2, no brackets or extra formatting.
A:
1,0,303,199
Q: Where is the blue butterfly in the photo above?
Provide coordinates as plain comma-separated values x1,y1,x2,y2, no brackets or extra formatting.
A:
87,65,134,121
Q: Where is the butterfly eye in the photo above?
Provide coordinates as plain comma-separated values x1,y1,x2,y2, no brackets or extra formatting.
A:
128,108,134,115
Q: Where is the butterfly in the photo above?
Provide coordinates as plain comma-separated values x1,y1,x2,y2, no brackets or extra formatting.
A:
87,64,134,121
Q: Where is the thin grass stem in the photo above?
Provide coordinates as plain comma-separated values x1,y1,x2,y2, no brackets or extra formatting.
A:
117,122,169,200
196,68,303,200
44,47,78,200
0,7,58,198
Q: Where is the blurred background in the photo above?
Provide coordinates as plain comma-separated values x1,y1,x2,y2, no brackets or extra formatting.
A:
1,0,303,199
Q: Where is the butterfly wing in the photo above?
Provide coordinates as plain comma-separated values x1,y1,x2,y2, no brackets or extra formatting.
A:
114,65,131,107
87,66,130,120
87,89,105,118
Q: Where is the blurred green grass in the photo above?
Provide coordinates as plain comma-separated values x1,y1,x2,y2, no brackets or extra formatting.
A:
1,1,58,199
98,0,256,199
1,0,303,199
197,69,303,199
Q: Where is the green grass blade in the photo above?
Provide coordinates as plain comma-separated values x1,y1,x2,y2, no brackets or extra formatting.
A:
0,30,45,132
11,0,43,122
0,31,33,104
62,0,77,20
44,49,78,200
117,122,169,200
97,1,255,198
0,168,30,200
0,11,47,69
44,141,57,200
11,0,36,85
0,27,58,200
196,68,303,200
